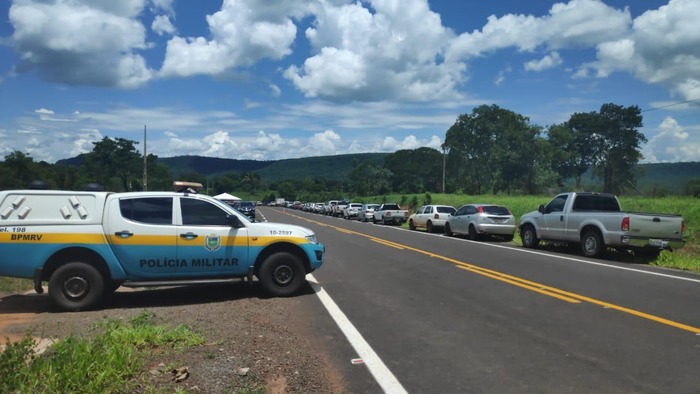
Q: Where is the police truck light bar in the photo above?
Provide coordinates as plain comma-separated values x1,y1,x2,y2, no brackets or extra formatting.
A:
173,181,203,193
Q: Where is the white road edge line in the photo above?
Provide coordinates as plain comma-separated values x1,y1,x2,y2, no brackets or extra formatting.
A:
306,274,408,394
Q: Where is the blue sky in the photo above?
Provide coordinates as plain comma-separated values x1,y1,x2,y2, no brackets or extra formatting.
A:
1,0,699,163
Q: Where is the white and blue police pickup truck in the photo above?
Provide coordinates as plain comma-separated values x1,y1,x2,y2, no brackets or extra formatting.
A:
0,183,324,311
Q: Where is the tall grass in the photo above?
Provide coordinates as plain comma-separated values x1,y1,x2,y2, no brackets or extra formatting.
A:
359,193,699,271
0,311,205,393
0,277,33,293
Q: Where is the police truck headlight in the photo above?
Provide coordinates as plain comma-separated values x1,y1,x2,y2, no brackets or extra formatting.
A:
305,234,319,245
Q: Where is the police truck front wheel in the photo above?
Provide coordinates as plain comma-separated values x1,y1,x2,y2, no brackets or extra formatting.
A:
258,253,305,297
48,262,105,311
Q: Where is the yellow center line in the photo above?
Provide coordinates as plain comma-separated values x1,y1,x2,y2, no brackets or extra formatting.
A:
278,210,700,334
371,238,405,250
455,265,581,303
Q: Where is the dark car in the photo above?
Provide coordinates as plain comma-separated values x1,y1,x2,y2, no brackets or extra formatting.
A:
235,201,257,220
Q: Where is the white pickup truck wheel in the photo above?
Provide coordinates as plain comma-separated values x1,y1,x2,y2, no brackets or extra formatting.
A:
581,230,604,258
520,225,540,248
48,262,105,311
258,252,305,297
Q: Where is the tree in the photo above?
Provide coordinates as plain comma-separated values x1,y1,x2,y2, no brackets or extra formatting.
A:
84,137,142,191
348,160,392,197
685,178,700,198
592,104,645,194
383,148,442,193
241,172,261,193
546,123,582,188
1,151,36,189
443,104,542,194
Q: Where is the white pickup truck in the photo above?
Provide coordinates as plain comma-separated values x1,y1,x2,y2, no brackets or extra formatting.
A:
372,203,409,225
519,192,685,258
0,184,325,311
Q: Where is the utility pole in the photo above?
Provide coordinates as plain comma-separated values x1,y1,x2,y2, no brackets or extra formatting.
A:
143,125,148,191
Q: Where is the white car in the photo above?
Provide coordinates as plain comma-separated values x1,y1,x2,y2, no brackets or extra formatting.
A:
342,203,364,219
357,203,380,222
444,204,516,241
408,205,456,233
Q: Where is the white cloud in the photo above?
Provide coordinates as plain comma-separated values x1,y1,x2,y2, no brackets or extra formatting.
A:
494,66,511,86
149,0,174,14
9,0,153,88
284,0,464,102
524,52,563,72
152,15,176,36
269,83,281,97
446,0,631,61
643,117,700,162
306,130,341,156
379,134,441,152
254,130,287,152
577,0,700,100
159,0,301,78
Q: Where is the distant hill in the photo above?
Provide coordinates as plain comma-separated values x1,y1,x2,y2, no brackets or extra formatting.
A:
56,153,697,193
255,153,388,182
159,153,388,182
158,156,272,176
633,162,700,195
568,162,700,195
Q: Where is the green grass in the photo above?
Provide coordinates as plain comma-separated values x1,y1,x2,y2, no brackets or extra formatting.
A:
360,193,700,271
0,277,33,293
0,311,206,393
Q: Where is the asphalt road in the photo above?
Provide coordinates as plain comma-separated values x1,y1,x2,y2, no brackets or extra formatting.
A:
260,206,700,394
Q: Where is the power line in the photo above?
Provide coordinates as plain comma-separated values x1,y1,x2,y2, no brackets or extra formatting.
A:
642,97,700,112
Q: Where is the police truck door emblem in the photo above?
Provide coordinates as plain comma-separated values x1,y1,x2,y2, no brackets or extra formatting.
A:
205,234,221,251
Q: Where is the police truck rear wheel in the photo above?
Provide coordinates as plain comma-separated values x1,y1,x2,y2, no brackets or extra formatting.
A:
259,253,305,297
48,262,105,311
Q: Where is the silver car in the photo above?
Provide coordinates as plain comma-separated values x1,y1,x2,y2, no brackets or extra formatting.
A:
343,203,364,219
357,203,380,222
408,205,456,233
445,204,516,241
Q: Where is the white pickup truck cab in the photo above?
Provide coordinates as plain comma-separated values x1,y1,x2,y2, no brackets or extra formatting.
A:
519,192,685,258
0,186,324,310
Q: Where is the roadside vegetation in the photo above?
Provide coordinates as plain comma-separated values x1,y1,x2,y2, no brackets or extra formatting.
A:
0,311,208,393
0,277,32,294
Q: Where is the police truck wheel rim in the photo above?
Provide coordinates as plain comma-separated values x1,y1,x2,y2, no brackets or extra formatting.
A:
64,276,89,299
273,265,294,286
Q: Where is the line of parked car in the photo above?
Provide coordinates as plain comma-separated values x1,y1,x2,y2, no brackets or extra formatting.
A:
283,192,687,259
292,200,517,241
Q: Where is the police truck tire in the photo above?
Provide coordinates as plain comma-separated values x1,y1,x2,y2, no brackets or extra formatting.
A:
48,262,105,311
258,253,305,297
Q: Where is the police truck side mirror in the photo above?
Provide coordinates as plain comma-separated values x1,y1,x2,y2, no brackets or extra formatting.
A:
227,214,244,228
